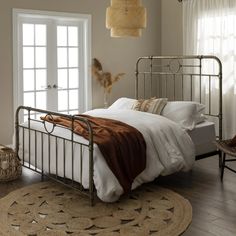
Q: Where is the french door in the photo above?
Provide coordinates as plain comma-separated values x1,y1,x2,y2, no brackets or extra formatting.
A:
13,10,91,122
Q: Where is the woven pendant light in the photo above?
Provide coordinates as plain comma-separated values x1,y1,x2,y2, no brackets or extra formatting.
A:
106,0,147,37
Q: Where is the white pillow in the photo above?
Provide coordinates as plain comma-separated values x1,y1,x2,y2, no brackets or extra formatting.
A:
108,97,137,110
161,101,205,130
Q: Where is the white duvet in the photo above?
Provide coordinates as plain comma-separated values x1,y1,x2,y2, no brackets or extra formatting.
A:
19,109,195,202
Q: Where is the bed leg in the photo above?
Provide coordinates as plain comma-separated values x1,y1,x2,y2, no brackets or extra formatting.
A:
41,172,44,181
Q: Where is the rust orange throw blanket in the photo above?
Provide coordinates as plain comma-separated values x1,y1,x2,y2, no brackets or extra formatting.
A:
41,114,146,193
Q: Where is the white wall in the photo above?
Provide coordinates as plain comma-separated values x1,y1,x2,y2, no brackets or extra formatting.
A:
0,0,161,144
161,0,183,55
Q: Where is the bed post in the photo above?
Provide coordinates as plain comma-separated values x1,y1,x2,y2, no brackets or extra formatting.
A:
135,57,142,99
15,106,23,158
86,119,94,206
218,57,223,167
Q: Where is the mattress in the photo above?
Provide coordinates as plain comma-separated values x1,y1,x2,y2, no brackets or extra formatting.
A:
188,121,216,156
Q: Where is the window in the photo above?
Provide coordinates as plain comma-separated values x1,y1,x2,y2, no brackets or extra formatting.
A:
183,1,236,138
13,9,91,121
197,14,235,94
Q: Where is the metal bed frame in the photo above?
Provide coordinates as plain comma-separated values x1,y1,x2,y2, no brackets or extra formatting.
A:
135,55,223,163
15,55,223,206
15,106,95,205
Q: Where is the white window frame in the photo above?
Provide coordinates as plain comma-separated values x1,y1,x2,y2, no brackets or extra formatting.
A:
12,8,92,117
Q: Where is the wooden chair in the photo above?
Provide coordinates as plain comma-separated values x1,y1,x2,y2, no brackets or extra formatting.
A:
214,140,236,180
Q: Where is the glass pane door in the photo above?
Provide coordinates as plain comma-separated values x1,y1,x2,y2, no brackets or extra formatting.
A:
56,26,80,115
22,23,47,121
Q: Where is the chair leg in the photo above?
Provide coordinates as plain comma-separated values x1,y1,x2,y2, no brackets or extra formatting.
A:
221,153,226,181
219,151,222,168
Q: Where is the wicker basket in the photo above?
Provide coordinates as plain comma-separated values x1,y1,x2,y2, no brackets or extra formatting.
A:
0,145,21,182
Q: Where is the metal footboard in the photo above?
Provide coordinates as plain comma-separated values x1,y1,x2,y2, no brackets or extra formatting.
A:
15,106,95,205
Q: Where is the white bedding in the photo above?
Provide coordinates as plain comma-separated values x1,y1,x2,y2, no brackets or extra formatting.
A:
19,109,195,202
188,121,216,156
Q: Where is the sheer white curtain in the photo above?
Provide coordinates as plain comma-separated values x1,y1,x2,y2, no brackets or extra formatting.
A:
183,0,236,138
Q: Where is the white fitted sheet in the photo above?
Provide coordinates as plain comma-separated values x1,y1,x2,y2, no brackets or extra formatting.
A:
187,121,216,156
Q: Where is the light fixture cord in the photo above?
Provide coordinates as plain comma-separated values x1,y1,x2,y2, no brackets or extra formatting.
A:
125,0,128,15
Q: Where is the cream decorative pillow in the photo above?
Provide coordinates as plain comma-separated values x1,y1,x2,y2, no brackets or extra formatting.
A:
132,97,168,114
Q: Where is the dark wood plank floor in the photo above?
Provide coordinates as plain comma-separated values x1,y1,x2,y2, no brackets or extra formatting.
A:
0,155,236,235
157,156,236,236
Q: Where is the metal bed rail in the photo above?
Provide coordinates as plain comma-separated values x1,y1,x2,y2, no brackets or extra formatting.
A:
135,55,223,162
15,106,95,205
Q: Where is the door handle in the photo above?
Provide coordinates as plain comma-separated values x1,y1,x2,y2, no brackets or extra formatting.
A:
53,84,63,89
41,85,52,90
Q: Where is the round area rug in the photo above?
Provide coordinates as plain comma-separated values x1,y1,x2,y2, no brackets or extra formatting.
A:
0,182,192,236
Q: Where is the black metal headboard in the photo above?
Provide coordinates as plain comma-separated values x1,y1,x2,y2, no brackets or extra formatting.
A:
135,55,223,141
